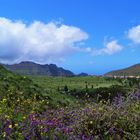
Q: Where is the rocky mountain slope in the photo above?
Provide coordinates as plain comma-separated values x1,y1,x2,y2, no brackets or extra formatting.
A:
3,61,74,76
105,64,140,76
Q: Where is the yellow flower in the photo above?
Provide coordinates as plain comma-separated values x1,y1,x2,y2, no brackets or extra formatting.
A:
114,122,117,126
92,108,96,111
15,123,18,127
100,100,102,103
99,107,103,112
90,130,93,133
31,111,34,113
9,125,12,128
23,116,26,119
5,115,10,119
3,132,6,137
40,126,43,129
89,121,93,124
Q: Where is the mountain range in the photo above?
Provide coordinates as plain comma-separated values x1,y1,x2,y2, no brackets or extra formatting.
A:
2,61,140,77
3,61,74,76
105,64,140,76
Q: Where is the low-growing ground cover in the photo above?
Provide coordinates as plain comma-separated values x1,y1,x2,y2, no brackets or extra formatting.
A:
0,65,140,139
0,90,139,139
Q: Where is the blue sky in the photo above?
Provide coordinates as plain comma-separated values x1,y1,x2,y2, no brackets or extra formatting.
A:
0,0,140,74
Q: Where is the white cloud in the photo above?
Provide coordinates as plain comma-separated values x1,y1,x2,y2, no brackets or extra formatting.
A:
92,40,123,55
127,25,140,44
0,17,88,64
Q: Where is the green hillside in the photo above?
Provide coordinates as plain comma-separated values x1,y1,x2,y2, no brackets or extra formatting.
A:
0,65,44,98
0,65,77,108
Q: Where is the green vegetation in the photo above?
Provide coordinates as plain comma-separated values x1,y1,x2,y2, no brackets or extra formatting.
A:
29,76,119,91
0,65,140,139
0,65,76,108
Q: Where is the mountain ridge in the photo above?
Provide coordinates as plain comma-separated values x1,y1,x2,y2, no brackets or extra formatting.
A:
105,63,140,76
2,61,74,76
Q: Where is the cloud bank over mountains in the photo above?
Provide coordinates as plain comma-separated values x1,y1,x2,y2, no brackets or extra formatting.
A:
0,17,88,64
0,17,138,64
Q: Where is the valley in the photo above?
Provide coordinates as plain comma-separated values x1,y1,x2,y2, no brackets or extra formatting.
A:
0,64,139,139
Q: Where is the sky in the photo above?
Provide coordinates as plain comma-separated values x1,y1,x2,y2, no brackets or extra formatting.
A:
0,0,140,75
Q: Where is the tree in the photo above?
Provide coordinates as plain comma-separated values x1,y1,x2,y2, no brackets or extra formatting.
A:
64,85,68,92
57,86,60,91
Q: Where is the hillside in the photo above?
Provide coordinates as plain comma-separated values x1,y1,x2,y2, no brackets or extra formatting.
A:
3,61,74,76
105,63,140,76
0,64,46,99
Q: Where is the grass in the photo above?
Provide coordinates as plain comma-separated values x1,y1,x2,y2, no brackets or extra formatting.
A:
29,76,120,91
0,65,139,139
28,76,121,107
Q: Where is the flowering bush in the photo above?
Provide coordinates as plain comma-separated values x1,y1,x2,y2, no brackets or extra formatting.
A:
0,90,139,140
